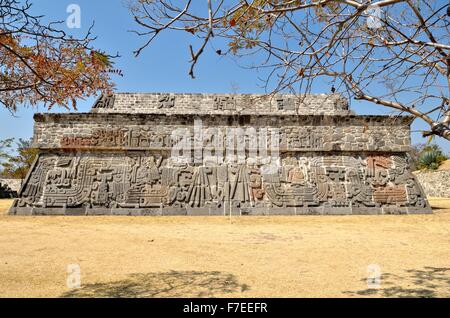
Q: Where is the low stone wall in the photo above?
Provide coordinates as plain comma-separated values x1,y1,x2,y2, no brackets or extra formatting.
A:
0,179,22,193
414,170,450,198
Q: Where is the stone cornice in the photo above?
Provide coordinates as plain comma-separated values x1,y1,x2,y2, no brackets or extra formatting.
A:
34,112,414,127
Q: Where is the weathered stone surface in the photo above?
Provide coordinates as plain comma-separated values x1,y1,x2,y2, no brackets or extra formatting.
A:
91,93,350,115
0,179,22,193
10,93,432,215
32,113,411,152
414,170,450,198
9,152,431,215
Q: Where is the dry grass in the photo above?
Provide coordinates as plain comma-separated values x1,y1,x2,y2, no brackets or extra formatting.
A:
0,200,12,215
0,198,449,298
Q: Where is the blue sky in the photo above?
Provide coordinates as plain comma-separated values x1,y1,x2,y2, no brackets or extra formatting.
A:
0,0,448,152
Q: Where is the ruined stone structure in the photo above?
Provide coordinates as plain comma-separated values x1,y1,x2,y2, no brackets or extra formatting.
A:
414,170,450,198
0,182,18,199
9,93,432,215
0,179,22,193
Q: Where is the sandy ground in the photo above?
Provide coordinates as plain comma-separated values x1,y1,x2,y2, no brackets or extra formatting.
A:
0,198,449,298
438,159,450,171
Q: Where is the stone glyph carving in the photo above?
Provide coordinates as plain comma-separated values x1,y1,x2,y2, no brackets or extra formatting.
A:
158,95,175,109
276,97,296,111
214,96,236,110
92,94,115,109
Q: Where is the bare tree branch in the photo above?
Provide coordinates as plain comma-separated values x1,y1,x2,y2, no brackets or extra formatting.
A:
129,0,450,141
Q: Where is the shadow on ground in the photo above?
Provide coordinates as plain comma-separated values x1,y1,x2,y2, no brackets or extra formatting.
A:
344,267,450,297
61,270,249,298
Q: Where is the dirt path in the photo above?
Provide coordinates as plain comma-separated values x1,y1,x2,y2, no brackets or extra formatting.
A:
0,199,449,298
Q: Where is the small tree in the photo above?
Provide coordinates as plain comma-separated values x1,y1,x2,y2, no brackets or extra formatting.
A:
413,143,448,170
130,0,450,141
0,138,14,163
0,0,119,111
0,138,38,180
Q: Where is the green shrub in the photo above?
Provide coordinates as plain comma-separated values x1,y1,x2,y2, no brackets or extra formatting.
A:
417,149,447,171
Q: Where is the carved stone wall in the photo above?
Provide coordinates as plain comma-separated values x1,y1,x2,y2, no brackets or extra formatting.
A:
10,152,430,215
10,93,432,215
33,113,411,152
91,93,350,115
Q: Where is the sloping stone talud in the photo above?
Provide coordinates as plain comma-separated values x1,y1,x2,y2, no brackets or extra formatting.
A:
9,93,432,216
